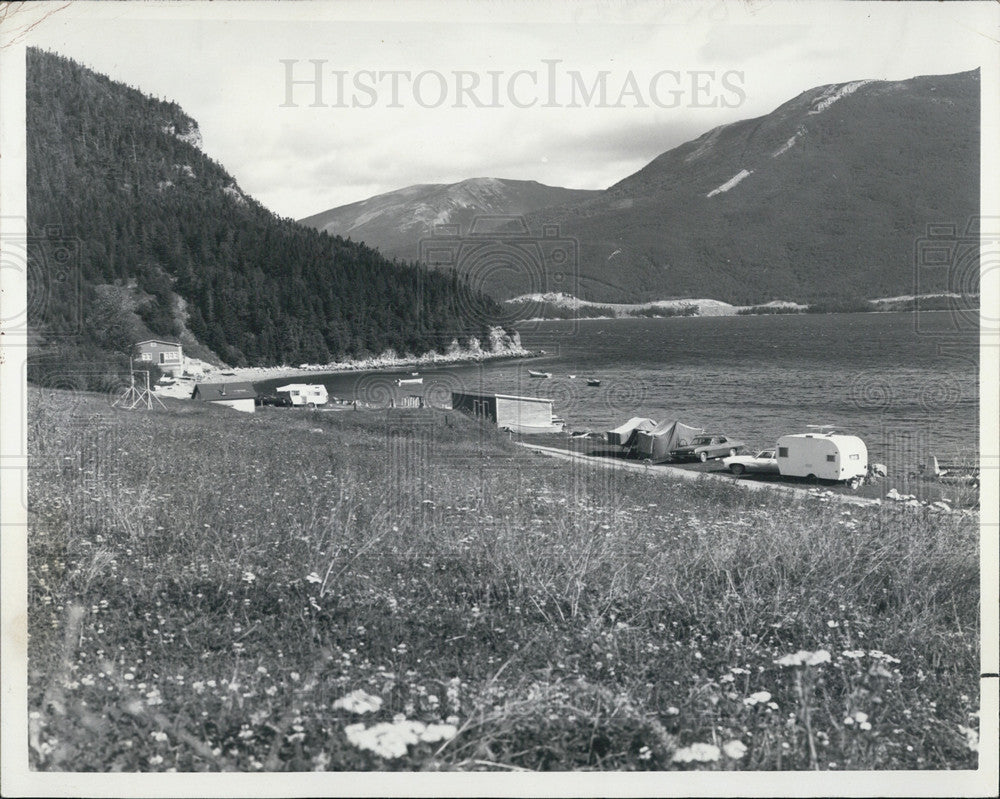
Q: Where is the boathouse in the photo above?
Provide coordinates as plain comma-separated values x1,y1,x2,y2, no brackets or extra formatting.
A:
451,391,563,434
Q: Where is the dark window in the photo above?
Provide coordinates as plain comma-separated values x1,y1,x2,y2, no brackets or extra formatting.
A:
778,447,788,457
826,454,836,462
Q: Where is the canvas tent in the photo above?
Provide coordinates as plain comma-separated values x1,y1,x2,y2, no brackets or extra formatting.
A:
633,420,703,463
606,417,657,447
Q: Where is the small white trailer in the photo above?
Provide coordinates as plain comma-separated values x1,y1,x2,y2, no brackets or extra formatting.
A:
775,432,868,485
275,383,329,408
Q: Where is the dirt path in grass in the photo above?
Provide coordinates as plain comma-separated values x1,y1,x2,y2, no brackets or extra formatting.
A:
517,442,884,508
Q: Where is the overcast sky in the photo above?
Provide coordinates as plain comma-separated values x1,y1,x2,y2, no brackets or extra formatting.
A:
16,0,996,219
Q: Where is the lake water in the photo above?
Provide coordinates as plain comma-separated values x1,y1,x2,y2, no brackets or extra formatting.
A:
256,312,980,465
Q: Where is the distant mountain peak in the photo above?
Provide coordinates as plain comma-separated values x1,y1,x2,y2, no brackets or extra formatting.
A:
299,177,601,255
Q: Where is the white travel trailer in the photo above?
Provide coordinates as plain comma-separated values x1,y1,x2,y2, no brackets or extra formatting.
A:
275,383,329,408
776,432,868,484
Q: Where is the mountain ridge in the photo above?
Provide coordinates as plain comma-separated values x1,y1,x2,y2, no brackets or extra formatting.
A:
300,178,600,259
299,69,979,305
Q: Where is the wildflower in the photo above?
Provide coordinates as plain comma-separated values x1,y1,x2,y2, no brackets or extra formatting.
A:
344,719,455,760
774,649,831,667
638,745,653,761
242,571,256,584
672,742,721,763
743,690,772,706
665,706,680,716
422,723,458,743
305,572,322,584
723,740,748,760
289,672,300,682
150,731,168,743
148,755,163,766
842,649,866,659
332,689,383,714
868,650,901,664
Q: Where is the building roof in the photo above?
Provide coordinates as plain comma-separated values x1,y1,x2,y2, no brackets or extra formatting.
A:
275,383,326,392
453,390,553,405
136,339,183,348
192,382,257,401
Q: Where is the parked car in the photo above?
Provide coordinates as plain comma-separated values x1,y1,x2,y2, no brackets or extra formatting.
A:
722,449,779,475
671,434,744,462
256,394,292,407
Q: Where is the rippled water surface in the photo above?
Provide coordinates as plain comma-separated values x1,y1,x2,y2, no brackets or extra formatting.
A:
257,311,980,463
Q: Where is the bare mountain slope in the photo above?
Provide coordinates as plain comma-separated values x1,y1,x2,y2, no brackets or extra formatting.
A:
299,178,600,263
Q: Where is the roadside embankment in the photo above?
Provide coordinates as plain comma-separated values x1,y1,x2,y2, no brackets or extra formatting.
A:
517,442,883,507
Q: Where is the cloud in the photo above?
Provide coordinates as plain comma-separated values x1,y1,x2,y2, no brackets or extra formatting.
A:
22,1,995,218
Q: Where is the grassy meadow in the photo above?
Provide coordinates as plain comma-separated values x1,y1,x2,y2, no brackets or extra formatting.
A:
25,387,981,772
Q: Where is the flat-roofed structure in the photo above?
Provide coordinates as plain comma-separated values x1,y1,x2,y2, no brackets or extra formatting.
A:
451,391,563,434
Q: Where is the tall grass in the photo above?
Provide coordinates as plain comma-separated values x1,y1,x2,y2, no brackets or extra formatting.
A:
26,388,980,771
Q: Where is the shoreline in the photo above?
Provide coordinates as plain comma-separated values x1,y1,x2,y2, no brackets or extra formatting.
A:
192,347,540,386
515,307,977,323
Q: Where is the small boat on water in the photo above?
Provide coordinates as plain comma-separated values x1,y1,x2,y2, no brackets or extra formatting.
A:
568,375,577,379
586,378,601,387
528,370,552,379
395,377,423,386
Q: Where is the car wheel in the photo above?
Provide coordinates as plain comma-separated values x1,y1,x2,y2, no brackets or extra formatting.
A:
699,451,708,463
730,464,746,476
728,448,737,457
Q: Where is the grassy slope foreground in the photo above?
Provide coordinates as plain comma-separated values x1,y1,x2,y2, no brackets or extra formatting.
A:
28,390,979,771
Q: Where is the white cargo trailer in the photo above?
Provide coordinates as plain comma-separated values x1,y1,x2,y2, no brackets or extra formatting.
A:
275,383,329,408
775,432,868,484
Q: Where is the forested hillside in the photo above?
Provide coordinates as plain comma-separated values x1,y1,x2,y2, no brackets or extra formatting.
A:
26,48,502,381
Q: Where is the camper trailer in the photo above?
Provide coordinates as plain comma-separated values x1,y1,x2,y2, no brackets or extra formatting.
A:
275,383,329,408
775,432,868,484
